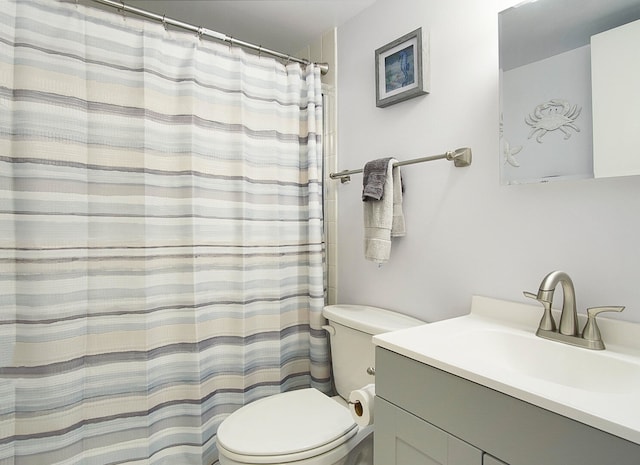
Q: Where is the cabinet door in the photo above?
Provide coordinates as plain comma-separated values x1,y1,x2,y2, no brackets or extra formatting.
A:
483,453,509,465
375,397,482,465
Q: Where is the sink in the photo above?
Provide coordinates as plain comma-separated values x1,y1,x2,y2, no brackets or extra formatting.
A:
444,328,640,394
372,295,640,445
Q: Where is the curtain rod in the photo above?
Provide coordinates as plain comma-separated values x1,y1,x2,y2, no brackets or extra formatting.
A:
329,148,472,183
88,0,329,75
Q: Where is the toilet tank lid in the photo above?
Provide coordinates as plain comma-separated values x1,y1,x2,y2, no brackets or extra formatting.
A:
322,304,425,335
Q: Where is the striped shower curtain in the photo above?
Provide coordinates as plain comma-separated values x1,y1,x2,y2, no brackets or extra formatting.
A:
0,1,330,464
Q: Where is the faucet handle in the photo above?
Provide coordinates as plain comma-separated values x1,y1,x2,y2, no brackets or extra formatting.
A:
524,291,556,331
586,306,625,317
582,306,625,348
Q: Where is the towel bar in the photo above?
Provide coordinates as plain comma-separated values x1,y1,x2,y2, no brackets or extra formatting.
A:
329,147,472,183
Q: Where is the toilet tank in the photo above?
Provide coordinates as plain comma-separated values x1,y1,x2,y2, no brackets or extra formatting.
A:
322,304,425,400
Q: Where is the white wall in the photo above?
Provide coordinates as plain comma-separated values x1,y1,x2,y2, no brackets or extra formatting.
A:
336,0,640,323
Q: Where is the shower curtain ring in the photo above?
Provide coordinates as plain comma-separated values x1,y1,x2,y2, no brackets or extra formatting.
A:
162,14,167,30
197,26,204,39
258,46,262,58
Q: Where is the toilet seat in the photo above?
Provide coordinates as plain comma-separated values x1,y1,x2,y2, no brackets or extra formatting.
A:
217,388,358,464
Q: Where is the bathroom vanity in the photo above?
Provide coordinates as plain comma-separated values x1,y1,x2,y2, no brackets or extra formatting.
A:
372,296,640,465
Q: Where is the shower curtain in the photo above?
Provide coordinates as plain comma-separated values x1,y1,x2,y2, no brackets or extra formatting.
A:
0,1,329,464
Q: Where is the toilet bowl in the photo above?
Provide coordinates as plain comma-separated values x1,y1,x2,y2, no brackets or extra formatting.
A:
216,305,425,465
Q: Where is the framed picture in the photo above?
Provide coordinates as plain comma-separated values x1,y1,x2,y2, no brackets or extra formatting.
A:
375,28,430,108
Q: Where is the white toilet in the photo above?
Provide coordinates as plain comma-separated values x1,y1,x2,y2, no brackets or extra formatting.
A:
216,304,425,465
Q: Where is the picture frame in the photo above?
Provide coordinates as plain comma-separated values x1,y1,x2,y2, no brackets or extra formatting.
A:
375,28,430,108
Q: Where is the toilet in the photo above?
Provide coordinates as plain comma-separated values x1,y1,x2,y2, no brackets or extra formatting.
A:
216,304,425,465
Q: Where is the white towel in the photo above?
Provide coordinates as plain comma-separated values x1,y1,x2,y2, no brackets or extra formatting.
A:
363,159,405,264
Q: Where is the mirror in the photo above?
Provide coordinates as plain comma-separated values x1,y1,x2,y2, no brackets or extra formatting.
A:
499,0,640,185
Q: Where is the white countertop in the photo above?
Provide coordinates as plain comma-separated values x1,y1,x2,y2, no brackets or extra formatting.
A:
373,295,640,445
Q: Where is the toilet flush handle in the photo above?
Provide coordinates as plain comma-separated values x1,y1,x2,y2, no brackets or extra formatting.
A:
321,325,336,336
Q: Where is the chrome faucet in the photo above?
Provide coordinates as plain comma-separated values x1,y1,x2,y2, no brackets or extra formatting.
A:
524,270,624,350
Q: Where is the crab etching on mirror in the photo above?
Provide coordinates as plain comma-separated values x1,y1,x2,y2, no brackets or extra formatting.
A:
525,99,581,143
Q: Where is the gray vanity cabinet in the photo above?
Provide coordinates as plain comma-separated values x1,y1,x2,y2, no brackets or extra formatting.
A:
483,455,508,465
374,347,640,465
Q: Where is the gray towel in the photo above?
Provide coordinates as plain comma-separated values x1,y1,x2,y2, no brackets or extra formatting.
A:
362,157,393,201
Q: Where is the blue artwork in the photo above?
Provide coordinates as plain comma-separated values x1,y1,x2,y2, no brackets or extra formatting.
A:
385,45,415,92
